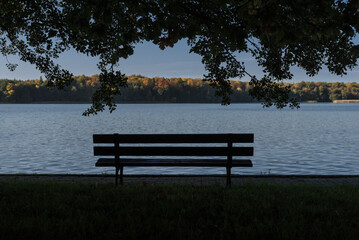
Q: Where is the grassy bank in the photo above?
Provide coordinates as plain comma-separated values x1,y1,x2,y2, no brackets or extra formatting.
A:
1,180,359,239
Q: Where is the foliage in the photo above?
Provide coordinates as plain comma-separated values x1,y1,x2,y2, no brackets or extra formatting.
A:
1,75,359,105
1,1,358,114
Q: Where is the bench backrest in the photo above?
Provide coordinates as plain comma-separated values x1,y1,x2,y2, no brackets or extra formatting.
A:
93,133,254,157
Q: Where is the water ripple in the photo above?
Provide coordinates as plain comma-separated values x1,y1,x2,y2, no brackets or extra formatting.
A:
1,103,359,175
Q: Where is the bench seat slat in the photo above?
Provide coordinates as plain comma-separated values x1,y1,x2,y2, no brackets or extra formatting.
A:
94,146,253,156
93,134,254,143
96,158,253,167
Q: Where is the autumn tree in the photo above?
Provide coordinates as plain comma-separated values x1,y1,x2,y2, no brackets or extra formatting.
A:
0,0,358,115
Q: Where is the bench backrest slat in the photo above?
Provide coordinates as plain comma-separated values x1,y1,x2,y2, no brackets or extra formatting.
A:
93,133,254,144
94,146,253,156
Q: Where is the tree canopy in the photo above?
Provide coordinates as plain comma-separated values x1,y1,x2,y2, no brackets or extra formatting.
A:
1,0,358,115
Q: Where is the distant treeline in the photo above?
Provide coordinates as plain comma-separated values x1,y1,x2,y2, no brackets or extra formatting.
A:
1,74,359,103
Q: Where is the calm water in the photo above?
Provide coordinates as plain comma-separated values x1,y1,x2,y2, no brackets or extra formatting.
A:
1,103,359,175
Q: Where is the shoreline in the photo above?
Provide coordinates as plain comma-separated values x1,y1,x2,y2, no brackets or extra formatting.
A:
1,174,359,186
1,101,359,105
0,102,339,104
333,99,359,103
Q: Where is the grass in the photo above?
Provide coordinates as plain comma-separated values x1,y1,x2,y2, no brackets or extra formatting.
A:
1,180,359,239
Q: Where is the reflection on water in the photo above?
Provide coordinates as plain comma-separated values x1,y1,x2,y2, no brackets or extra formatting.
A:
0,103,359,175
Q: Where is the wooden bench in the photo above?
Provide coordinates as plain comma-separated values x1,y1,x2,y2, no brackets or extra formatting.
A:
93,133,254,186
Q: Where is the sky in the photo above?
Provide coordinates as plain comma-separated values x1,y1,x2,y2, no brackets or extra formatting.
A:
0,39,358,83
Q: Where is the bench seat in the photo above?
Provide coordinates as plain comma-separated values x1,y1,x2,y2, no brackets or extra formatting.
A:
96,158,253,167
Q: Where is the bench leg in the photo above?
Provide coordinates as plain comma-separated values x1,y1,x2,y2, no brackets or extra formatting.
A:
115,167,124,186
115,167,119,186
120,166,124,185
226,166,231,187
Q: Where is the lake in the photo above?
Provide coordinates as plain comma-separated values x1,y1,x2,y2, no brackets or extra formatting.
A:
1,103,359,175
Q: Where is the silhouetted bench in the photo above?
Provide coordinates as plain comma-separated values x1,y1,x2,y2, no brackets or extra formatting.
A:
93,133,254,186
